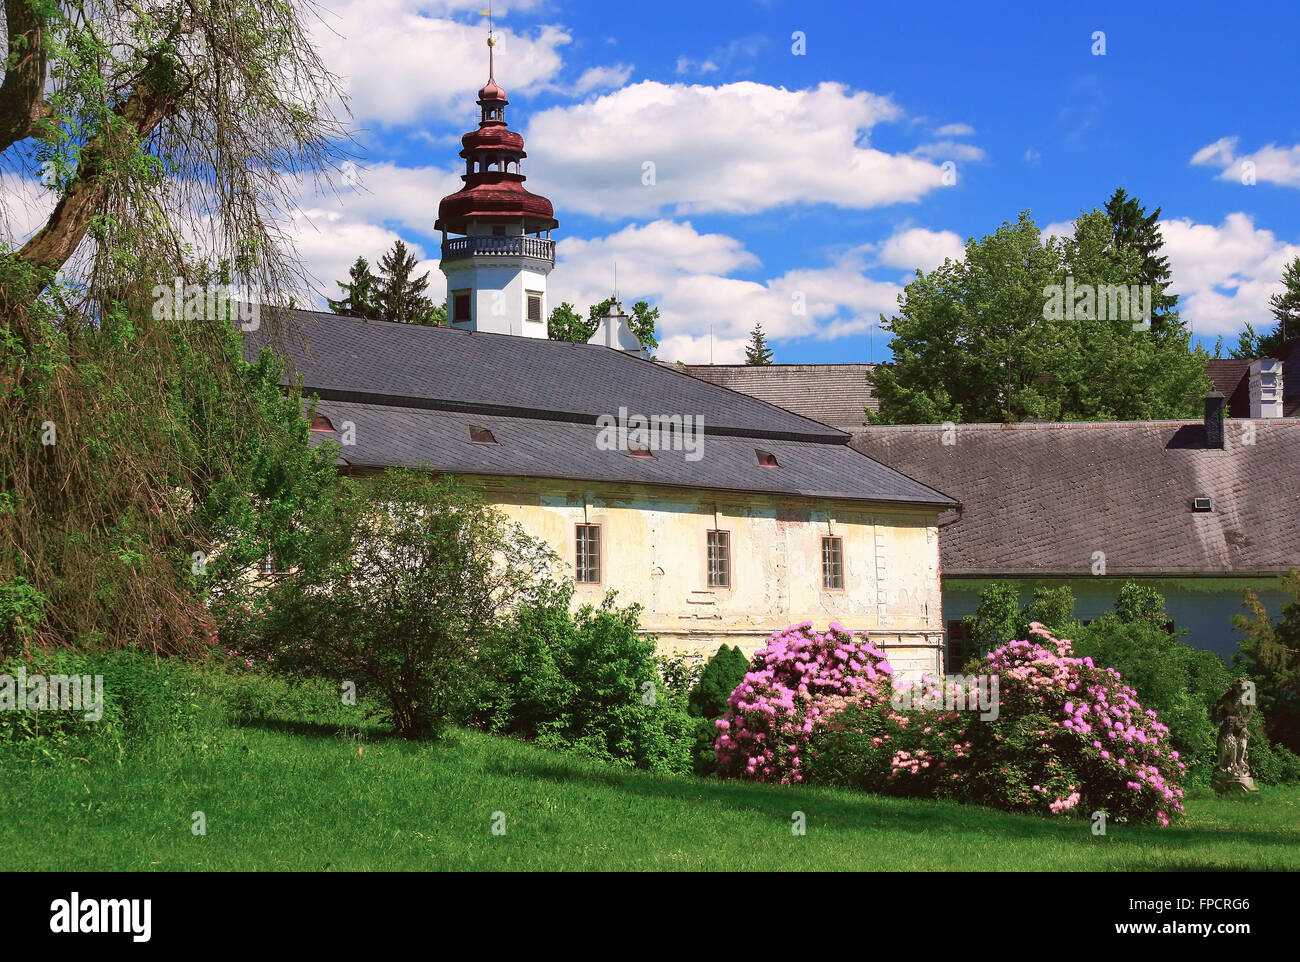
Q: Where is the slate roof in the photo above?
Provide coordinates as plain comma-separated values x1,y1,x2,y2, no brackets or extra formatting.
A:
1205,359,1252,418
851,421,1300,576
243,310,955,507
679,363,878,431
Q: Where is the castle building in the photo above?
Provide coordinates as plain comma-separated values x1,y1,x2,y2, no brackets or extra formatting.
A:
247,39,957,675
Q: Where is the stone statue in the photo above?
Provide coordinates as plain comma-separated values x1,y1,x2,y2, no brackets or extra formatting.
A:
1212,678,1259,794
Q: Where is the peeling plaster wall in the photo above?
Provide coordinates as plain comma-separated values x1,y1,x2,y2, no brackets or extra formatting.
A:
474,476,946,680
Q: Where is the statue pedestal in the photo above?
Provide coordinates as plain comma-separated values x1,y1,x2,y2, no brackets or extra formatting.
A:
1213,773,1259,794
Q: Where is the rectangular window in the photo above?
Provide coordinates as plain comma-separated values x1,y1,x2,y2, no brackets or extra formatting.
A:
576,524,601,584
946,620,972,670
821,536,843,589
707,530,730,588
452,289,471,323
526,290,543,323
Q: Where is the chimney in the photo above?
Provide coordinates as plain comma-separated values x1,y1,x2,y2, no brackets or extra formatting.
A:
1204,390,1225,449
588,299,647,357
1248,358,1284,418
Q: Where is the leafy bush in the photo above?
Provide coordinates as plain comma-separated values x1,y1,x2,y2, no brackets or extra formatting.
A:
714,622,894,784
1233,568,1300,754
685,644,750,775
1069,614,1229,786
250,469,554,739
0,650,223,763
468,582,695,774
689,645,749,720
878,627,1186,824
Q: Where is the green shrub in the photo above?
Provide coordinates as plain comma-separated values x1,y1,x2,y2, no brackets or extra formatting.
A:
1070,613,1230,786
250,469,555,739
688,645,749,719
469,582,695,774
1232,568,1300,754
0,650,223,764
684,644,750,775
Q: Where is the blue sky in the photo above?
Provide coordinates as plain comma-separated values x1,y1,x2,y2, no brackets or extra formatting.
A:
191,1,1300,362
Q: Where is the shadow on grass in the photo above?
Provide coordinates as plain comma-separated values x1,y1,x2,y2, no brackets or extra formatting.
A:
482,750,1300,865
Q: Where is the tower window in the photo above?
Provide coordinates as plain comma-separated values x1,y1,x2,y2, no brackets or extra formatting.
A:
452,290,471,323
821,536,843,590
576,524,601,584
707,530,730,588
526,291,543,323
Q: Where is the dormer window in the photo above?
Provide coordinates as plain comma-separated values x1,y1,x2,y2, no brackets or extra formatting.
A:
310,414,336,433
756,449,780,467
469,425,497,444
627,442,654,459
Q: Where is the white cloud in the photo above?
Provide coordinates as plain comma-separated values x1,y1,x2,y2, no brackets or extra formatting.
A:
1191,136,1300,188
1160,212,1300,336
525,80,947,218
934,123,975,137
570,64,634,96
675,56,719,75
287,162,458,301
912,140,986,163
875,227,965,273
1041,220,1075,243
0,175,57,244
311,1,569,126
550,219,932,363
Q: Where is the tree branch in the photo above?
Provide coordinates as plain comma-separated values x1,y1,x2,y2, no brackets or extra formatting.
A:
0,0,50,153
17,68,174,276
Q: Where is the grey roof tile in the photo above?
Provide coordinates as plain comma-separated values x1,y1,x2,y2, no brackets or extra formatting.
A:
852,421,1300,575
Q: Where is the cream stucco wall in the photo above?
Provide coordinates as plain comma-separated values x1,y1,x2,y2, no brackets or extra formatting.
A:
474,475,946,680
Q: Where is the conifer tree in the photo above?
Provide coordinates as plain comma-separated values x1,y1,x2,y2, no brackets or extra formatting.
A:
745,322,774,365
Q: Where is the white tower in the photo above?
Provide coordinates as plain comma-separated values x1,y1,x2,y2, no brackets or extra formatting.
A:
435,36,558,338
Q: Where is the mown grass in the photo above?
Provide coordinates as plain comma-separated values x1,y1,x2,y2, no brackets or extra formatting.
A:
2,712,1296,871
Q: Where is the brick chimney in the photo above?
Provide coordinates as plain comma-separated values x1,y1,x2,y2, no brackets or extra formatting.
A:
1248,358,1284,418
1205,390,1225,449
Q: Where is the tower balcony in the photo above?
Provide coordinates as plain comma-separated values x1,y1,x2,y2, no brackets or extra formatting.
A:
441,234,555,265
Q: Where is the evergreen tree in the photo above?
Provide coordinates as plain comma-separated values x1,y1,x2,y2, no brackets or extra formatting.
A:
745,322,774,365
327,256,379,318
1267,255,1300,348
374,240,434,325
1104,188,1178,332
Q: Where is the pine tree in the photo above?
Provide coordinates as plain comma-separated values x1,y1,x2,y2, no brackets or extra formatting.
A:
1268,255,1300,348
745,322,774,365
1104,188,1178,332
327,256,379,318
374,239,434,324
1229,257,1300,358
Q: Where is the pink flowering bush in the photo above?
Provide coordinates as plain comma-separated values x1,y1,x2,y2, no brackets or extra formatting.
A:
879,625,1186,825
713,622,894,784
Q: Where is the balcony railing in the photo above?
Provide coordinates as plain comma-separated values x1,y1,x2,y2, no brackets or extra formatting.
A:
441,234,555,264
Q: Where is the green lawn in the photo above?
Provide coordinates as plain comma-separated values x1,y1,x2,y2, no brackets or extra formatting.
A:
2,719,1297,870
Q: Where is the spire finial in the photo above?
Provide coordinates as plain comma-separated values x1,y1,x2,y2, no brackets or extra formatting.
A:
483,3,496,78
